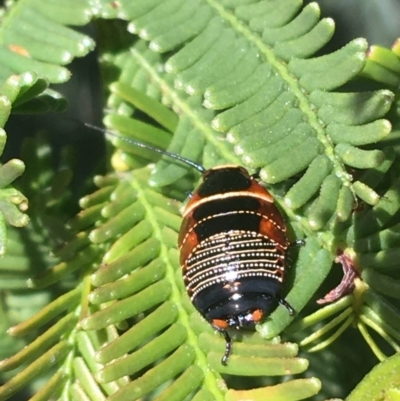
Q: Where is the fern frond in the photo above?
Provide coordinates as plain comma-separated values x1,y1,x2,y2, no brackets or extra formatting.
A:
92,0,400,396
92,0,393,262
0,0,94,111
346,352,400,401
0,122,80,399
1,1,400,400
289,39,400,368
0,75,31,250
70,168,319,400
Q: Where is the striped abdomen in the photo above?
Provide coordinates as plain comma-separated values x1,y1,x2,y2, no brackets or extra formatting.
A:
179,166,289,326
181,174,288,321
185,230,285,307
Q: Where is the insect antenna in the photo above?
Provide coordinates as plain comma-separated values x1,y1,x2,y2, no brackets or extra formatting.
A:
83,122,206,173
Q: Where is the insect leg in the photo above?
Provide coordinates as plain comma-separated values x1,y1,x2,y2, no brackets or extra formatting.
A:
212,325,233,365
277,296,295,315
220,329,232,366
290,239,306,247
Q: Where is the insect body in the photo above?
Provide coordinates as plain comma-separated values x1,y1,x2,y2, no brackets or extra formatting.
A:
83,123,295,365
179,165,294,365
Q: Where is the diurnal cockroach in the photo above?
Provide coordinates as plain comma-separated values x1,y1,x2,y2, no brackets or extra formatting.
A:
85,123,296,365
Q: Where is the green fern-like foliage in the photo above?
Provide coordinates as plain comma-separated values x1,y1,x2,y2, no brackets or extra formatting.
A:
1,0,400,400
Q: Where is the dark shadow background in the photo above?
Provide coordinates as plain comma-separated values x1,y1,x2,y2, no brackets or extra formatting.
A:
3,35,105,199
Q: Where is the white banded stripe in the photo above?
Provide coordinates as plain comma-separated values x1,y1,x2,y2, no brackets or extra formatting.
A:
185,230,285,300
